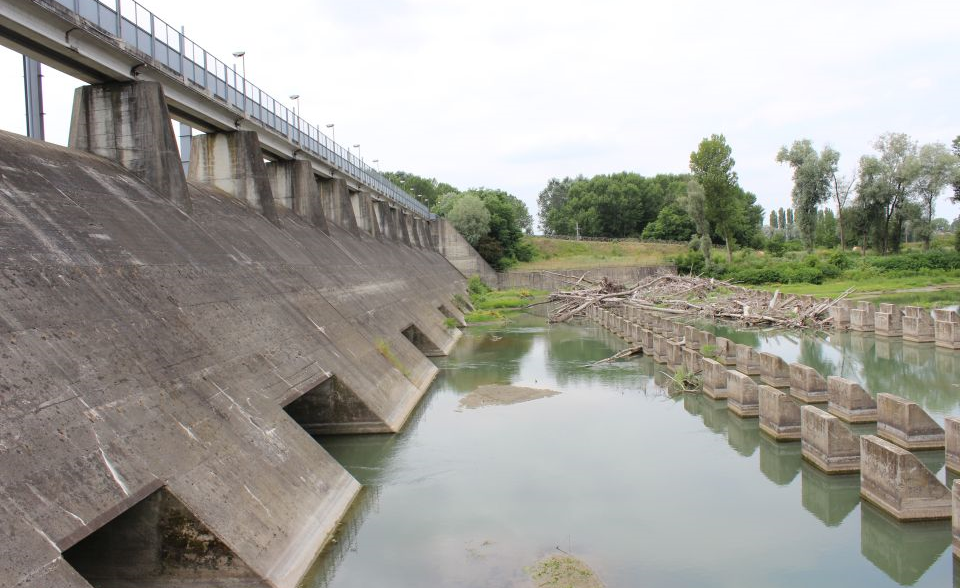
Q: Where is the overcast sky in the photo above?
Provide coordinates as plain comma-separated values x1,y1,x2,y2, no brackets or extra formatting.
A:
1,0,958,229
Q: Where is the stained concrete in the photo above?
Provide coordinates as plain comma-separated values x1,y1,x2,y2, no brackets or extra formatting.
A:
876,393,945,450
934,309,960,350
702,358,729,400
726,370,759,417
714,337,737,366
0,129,467,588
759,352,790,388
946,417,960,474
850,301,876,332
789,363,828,404
830,300,853,330
827,376,878,423
875,303,903,337
434,218,499,284
682,347,703,375
682,325,700,351
734,343,761,376
801,405,861,474
903,306,935,343
188,131,279,224
860,435,951,521
759,385,801,441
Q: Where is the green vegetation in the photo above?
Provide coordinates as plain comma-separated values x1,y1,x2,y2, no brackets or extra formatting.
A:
462,277,547,324
374,338,409,378
526,555,604,588
443,317,458,329
511,237,685,271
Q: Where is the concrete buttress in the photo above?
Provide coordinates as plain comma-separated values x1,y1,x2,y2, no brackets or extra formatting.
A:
860,435,951,520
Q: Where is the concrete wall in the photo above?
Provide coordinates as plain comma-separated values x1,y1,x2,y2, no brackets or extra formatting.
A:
433,218,499,285
497,264,674,290
0,130,467,588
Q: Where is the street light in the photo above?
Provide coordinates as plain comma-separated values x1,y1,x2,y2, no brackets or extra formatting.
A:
353,144,361,161
325,123,335,143
289,94,300,117
232,51,246,113
372,159,380,171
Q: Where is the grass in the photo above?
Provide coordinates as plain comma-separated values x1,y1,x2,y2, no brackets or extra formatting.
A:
760,276,960,307
462,285,548,324
512,237,684,271
374,338,409,378
443,317,459,329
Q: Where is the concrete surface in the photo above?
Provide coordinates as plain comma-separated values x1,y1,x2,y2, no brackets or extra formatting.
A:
760,352,790,388
789,363,829,404
827,376,878,423
801,405,861,474
850,301,876,332
945,417,960,474
702,358,729,400
734,343,761,376
903,306,935,343
877,393,945,450
727,370,759,417
875,303,903,337
759,385,801,441
860,435,951,521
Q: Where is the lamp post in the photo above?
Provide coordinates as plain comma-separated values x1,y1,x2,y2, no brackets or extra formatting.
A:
289,94,300,117
325,123,335,144
353,144,361,162
232,51,246,113
372,159,380,172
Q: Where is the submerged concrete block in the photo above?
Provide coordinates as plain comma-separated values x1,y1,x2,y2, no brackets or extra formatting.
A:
827,376,877,423
877,393,945,450
860,435,951,520
789,363,828,403
727,370,759,417
801,405,861,474
702,358,729,400
850,301,876,332
735,344,761,376
946,417,960,474
875,303,903,337
682,347,703,374
760,352,790,388
759,385,801,441
683,325,700,351
69,81,191,212
934,309,960,350
189,130,280,223
903,306,935,343
714,337,737,366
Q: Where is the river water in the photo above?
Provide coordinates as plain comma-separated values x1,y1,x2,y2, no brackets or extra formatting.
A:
301,314,959,587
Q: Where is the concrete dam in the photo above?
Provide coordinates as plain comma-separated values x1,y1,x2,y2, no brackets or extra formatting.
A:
0,80,488,587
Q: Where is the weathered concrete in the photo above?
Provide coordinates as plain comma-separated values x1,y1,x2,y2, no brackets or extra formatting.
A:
714,337,737,366
498,264,672,290
682,347,703,375
68,81,190,213
877,393,945,450
640,328,654,354
700,330,716,350
850,301,876,332
663,339,683,370
759,385,801,441
875,303,903,337
726,370,759,417
759,352,790,388
652,334,668,364
189,131,280,224
789,363,828,404
702,358,729,400
266,159,329,232
934,309,960,350
683,325,701,351
954,480,960,558
903,306,935,343
945,417,960,474
801,405,861,474
827,376,878,423
434,218,499,284
830,299,854,330
734,343,761,376
0,129,467,588
860,435,951,520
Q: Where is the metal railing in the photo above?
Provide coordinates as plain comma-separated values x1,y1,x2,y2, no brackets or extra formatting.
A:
44,0,432,217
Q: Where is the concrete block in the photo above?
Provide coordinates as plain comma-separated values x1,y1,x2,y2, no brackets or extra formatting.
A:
652,334,668,364
877,393,945,450
683,325,700,350
860,435,951,520
682,347,703,374
760,352,790,388
663,340,683,370
946,417,960,474
266,160,328,231
702,358,729,400
640,329,654,354
69,81,191,212
714,337,737,365
850,301,876,332
726,370,759,417
801,405,861,474
789,363,828,403
827,376,877,423
875,303,903,337
903,306,935,343
934,309,960,350
189,131,280,223
759,385,801,441
830,299,854,330
700,330,716,349
954,480,960,557
734,344,761,375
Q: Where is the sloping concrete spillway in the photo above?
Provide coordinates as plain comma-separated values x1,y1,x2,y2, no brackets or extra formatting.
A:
0,120,467,586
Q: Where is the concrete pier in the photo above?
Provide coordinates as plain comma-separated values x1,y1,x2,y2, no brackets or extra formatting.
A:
640,329,654,354
664,339,683,370
734,344,761,376
652,334,668,364
789,363,829,403
266,160,328,231
727,370,759,417
934,309,960,350
683,325,701,350
700,330,717,350
850,301,876,332
876,393,945,450
759,385,801,440
714,336,737,366
903,306,935,343
830,299,854,330
760,352,790,388
801,405,861,474
189,130,280,223
827,376,878,423
946,417,960,474
682,347,703,374
702,358,729,400
875,303,903,337
860,435,951,520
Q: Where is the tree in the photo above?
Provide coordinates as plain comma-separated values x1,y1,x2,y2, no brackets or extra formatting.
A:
537,176,577,234
913,142,960,250
446,194,490,245
641,202,696,241
769,210,778,230
830,172,856,250
786,208,794,228
856,133,920,254
776,140,839,251
778,208,786,231
683,179,711,264
953,136,960,202
382,170,458,209
690,134,740,262
814,208,839,248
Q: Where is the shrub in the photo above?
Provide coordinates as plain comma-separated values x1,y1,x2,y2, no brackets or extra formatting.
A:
765,234,786,257
467,275,491,297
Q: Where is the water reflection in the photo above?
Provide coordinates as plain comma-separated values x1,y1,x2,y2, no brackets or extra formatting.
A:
800,462,860,527
861,501,950,586
758,434,802,486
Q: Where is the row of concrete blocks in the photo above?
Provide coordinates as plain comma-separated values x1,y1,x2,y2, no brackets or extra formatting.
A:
587,306,960,533
830,301,960,349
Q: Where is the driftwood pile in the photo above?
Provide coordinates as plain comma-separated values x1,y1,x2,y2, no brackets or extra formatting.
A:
546,273,851,330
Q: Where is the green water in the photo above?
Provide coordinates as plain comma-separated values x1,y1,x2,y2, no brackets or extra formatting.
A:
302,315,957,587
